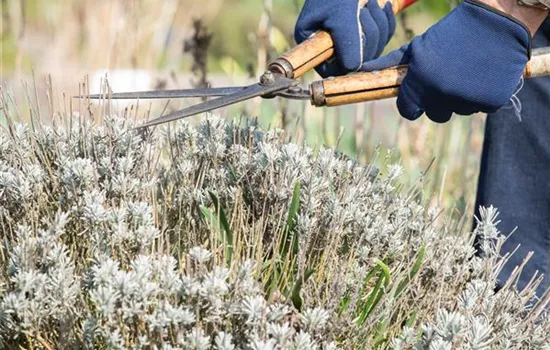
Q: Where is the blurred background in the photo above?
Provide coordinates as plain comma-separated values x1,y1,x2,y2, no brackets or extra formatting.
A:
0,0,482,219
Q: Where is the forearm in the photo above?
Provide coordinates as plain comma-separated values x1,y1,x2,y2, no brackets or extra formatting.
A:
479,0,548,36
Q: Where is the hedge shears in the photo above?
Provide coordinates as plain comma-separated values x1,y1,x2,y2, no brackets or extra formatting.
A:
82,0,550,129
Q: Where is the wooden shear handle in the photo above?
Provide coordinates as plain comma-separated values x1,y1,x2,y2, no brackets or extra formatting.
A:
268,0,419,79
311,47,550,107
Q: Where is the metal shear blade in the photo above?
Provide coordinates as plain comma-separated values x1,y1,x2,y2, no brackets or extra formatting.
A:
84,86,248,100
138,74,297,129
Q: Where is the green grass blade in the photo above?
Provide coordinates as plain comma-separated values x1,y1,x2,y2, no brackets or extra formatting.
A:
264,262,281,300
354,265,381,314
200,205,218,229
394,245,425,298
290,267,315,311
373,319,390,348
374,259,391,288
355,272,385,326
338,292,352,316
355,260,391,326
228,164,239,181
360,265,380,292
281,181,301,258
201,192,234,265
265,181,302,303
405,311,417,328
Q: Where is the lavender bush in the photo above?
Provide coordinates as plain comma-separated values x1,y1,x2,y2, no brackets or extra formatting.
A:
0,112,548,349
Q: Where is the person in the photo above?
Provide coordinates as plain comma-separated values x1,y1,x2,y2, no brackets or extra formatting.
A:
295,0,550,297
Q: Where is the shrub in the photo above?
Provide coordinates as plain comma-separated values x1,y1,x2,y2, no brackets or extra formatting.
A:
0,113,548,349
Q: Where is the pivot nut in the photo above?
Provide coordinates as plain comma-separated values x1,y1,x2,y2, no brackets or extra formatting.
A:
260,71,275,85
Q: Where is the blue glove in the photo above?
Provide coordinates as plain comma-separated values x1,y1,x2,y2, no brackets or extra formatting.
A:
361,0,531,123
294,0,396,78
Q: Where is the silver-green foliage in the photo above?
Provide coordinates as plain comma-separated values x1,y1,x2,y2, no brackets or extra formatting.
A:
0,115,547,349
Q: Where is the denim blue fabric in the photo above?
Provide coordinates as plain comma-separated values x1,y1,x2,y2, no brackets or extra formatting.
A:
360,0,531,123
474,19,550,298
294,0,395,78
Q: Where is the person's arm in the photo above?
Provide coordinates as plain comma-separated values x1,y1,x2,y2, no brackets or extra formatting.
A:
482,0,548,36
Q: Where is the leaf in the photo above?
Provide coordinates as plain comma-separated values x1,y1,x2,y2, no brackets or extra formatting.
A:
405,311,417,328
359,265,381,295
290,268,315,311
338,292,352,316
286,181,301,234
355,272,386,326
264,262,281,300
265,181,302,303
355,260,391,326
374,259,391,288
228,164,239,182
200,192,234,265
280,181,301,258
200,205,218,229
372,249,424,346
373,319,390,348
353,264,380,315
393,245,425,299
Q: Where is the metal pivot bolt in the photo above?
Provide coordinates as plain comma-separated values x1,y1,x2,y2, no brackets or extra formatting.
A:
260,71,275,86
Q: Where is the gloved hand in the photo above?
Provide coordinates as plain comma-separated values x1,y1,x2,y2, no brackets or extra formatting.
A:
361,0,531,123
294,0,396,78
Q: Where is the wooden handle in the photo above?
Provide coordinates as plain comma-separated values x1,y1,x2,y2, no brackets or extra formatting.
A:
268,0,419,79
311,66,406,106
313,48,550,107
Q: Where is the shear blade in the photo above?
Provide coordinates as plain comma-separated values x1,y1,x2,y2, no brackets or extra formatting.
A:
138,75,295,129
82,86,247,100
